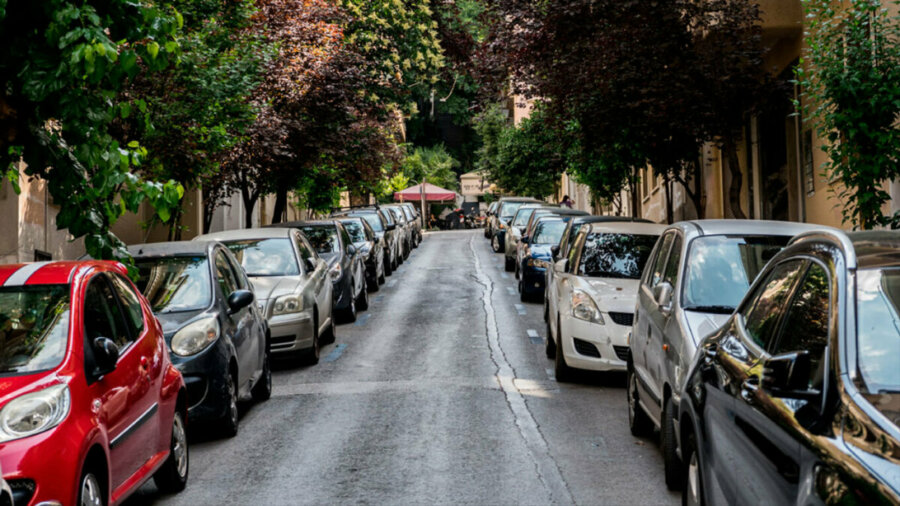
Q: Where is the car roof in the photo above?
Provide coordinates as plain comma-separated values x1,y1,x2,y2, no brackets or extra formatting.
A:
271,220,337,228
0,261,124,286
128,241,216,258
847,231,900,269
670,219,822,237
547,208,590,217
587,222,667,236
499,197,543,203
572,215,654,225
195,227,294,242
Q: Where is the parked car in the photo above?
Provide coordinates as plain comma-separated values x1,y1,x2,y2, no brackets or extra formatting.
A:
274,220,368,323
335,216,385,292
504,204,547,271
628,219,819,489
399,203,422,247
491,197,543,253
516,208,589,279
375,206,404,269
547,222,663,382
679,229,900,505
333,208,399,277
129,241,271,437
0,261,188,506
545,216,654,321
195,228,334,364
484,202,500,239
0,465,11,506
384,205,413,259
517,216,570,302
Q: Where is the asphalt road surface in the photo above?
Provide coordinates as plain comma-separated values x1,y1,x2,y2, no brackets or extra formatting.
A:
127,229,678,505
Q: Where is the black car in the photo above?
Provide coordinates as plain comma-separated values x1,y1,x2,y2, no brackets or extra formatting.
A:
129,241,271,437
335,216,385,292
334,208,400,274
276,220,368,323
678,229,900,505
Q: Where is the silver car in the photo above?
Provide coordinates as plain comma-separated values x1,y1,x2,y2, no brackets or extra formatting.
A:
195,228,334,364
504,204,547,271
627,219,821,489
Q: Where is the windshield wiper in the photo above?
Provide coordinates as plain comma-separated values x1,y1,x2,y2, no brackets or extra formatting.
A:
684,305,735,314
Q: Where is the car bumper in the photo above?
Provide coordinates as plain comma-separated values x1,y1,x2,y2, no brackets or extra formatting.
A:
268,310,316,353
521,265,547,294
170,340,231,423
560,316,630,372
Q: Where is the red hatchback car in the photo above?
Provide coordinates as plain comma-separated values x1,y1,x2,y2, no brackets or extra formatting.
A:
0,261,188,505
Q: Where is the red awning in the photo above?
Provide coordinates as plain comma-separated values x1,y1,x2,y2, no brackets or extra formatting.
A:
393,182,458,202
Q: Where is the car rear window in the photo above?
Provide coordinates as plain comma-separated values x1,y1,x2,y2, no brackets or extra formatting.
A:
579,233,659,279
135,256,212,313
225,239,300,277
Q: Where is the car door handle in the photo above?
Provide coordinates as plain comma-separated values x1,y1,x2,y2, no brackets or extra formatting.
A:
741,376,759,403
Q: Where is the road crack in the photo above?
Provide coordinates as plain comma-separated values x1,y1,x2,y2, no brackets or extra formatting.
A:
468,234,575,505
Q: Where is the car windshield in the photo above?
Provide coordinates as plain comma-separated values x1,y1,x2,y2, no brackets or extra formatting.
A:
0,285,70,375
302,227,340,254
532,221,567,245
683,235,788,312
389,208,405,223
357,213,384,233
342,220,367,243
513,208,536,226
226,239,300,276
500,202,525,218
856,268,900,394
579,233,658,279
135,256,212,313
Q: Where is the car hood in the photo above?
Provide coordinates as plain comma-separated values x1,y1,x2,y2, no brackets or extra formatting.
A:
249,275,303,301
528,244,554,260
683,311,730,346
577,277,641,313
155,309,208,338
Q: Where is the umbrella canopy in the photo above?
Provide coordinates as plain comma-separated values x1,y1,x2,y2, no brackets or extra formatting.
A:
394,182,458,202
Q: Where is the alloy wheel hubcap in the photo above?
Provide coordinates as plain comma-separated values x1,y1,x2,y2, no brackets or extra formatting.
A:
228,376,238,424
81,473,102,506
628,374,636,423
687,450,701,506
173,413,188,478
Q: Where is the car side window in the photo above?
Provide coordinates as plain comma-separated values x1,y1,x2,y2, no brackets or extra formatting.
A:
110,274,145,338
770,262,831,388
662,235,683,287
215,251,240,296
739,260,806,349
649,233,675,287
223,249,250,290
340,227,353,254
84,275,132,350
295,234,315,262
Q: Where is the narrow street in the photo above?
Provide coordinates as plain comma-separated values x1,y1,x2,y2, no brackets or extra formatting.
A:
128,230,678,505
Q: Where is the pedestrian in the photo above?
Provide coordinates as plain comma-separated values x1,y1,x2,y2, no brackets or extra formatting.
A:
561,195,574,208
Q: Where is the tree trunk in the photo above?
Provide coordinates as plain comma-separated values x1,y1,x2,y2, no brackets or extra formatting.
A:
167,206,183,242
723,137,746,219
692,160,705,219
629,168,641,219
663,174,674,224
241,186,258,229
271,187,288,224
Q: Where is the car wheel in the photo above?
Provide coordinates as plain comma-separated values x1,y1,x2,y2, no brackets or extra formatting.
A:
384,254,393,276
356,284,369,311
344,296,358,323
378,263,387,283
153,410,189,493
220,372,239,438
520,281,529,303
663,396,683,490
543,299,549,322
79,468,104,506
683,430,703,506
554,318,574,382
321,315,336,345
627,367,653,437
252,350,272,402
492,235,503,253
504,256,515,272
545,320,556,359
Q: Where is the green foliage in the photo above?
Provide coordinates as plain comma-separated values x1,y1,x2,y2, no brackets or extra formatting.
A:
0,1,184,262
797,0,900,229
400,144,460,191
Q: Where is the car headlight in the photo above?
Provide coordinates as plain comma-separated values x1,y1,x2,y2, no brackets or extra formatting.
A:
572,290,604,324
273,294,303,315
171,317,219,357
329,263,343,281
529,258,550,269
0,384,70,443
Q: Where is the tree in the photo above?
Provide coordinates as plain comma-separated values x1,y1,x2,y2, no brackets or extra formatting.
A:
400,145,460,191
798,0,900,229
0,1,184,261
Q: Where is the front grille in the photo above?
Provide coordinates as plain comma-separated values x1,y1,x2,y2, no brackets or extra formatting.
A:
613,345,630,362
608,312,634,326
573,338,601,358
8,479,35,506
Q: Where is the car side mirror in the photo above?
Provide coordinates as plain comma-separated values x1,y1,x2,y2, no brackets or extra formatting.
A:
521,236,530,245
387,223,397,231
92,337,119,377
551,245,560,259
347,245,357,255
654,281,674,315
227,289,254,314
762,351,821,401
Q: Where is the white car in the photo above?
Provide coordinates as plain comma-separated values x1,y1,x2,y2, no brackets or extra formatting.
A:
546,221,664,381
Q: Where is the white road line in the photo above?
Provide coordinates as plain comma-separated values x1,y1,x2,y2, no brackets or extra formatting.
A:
514,304,527,315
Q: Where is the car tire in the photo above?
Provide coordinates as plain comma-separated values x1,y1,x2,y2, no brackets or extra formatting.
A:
384,254,393,276
683,429,703,506
304,316,321,365
252,351,272,402
663,396,683,490
519,281,529,303
492,234,503,254
543,299,549,322
321,315,336,345
545,320,556,359
554,318,574,382
78,467,105,506
504,256,515,272
378,263,387,284
627,367,653,437
343,296,358,323
153,410,189,494
356,284,369,311
220,372,239,438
